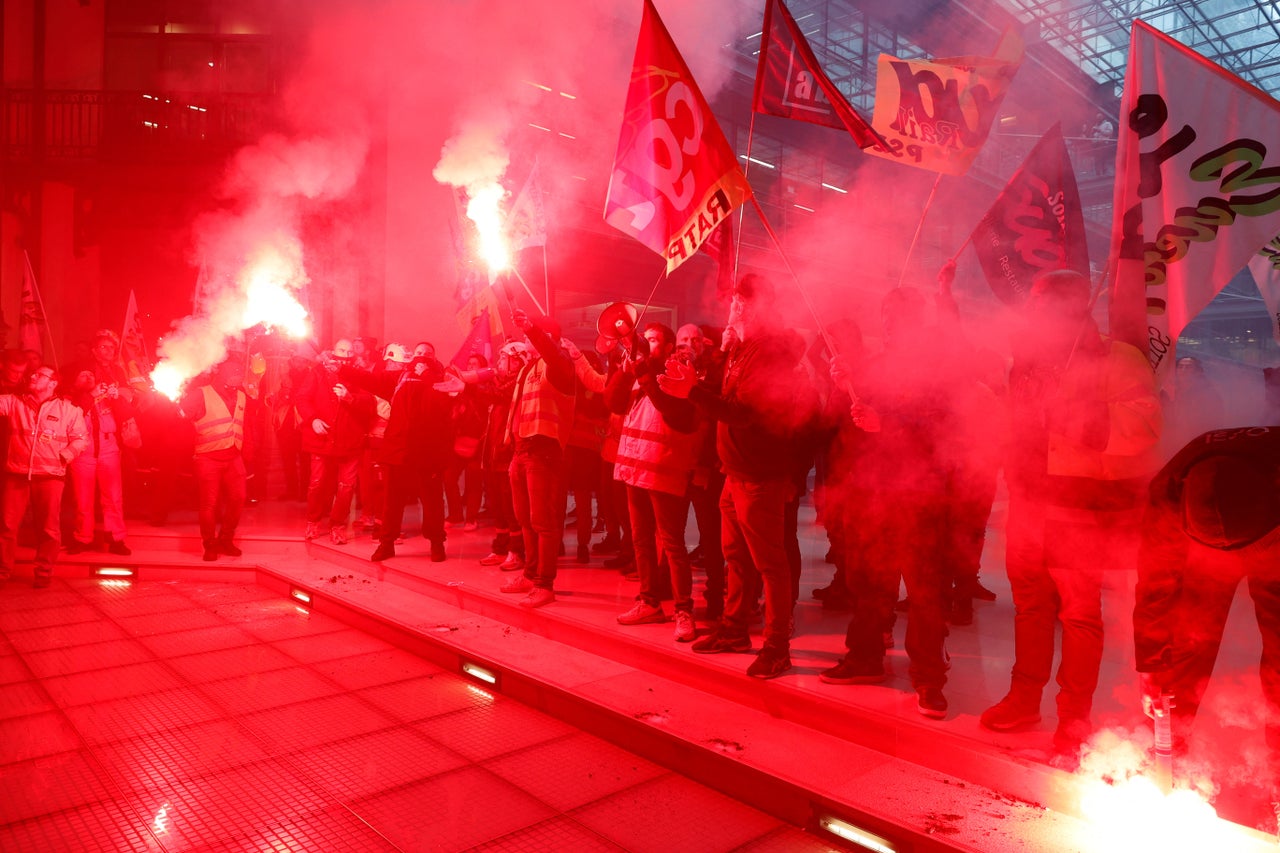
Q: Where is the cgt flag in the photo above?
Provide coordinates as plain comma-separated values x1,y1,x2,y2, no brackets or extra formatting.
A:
1106,20,1280,382
752,0,883,150
969,123,1089,305
605,0,753,273
865,28,1023,175
1248,235,1280,342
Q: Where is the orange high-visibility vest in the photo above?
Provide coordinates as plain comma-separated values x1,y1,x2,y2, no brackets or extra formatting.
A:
508,358,574,445
194,385,245,453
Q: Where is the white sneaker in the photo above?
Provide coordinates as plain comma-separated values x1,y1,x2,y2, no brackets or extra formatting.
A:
673,610,696,643
499,552,524,572
479,552,505,566
617,601,666,625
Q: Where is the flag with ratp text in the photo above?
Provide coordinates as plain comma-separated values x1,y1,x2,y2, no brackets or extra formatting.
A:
605,0,753,273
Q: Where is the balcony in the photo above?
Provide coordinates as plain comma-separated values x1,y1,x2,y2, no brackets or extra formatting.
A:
1,88,278,163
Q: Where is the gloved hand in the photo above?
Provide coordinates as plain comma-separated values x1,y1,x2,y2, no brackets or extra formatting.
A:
312,419,330,435
656,359,695,399
332,383,349,400
1140,671,1175,719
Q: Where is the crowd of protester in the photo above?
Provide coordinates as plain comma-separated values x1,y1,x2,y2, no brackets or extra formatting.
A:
9,265,1280,780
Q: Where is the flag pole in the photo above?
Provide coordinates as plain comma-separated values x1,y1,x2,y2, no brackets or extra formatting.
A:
23,250,59,370
731,108,761,282
898,173,945,288
541,244,552,318
634,266,668,326
507,267,547,315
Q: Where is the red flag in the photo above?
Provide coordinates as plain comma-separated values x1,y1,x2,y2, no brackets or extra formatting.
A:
451,308,494,371
1106,20,1280,381
752,0,883,150
701,215,737,302
605,0,753,273
20,251,46,356
968,123,1090,305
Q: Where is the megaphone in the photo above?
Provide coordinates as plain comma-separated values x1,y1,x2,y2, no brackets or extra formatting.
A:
596,302,639,356
597,302,639,339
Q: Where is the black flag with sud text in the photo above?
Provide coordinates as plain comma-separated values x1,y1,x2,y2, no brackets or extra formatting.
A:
969,123,1089,306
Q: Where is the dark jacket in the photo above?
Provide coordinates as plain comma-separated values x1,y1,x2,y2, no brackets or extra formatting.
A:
379,374,454,472
688,330,815,482
296,363,375,457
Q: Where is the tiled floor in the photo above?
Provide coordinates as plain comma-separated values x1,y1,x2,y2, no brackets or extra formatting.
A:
0,578,840,852
3,490,1277,849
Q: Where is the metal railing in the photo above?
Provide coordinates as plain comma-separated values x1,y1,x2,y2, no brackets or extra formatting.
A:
1,88,278,161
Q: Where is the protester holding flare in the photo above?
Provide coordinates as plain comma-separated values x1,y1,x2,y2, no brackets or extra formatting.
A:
498,308,576,609
180,353,254,562
1134,427,1280,781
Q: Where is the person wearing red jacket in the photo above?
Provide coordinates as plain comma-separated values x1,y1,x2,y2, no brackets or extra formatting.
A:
0,366,88,587
296,340,376,544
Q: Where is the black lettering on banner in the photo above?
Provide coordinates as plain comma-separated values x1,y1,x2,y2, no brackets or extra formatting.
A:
886,61,1001,151
1146,325,1172,371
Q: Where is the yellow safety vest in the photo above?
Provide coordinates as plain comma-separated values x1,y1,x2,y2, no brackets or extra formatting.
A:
194,385,245,453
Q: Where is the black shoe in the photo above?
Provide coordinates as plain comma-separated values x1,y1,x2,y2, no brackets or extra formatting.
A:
64,540,92,555
430,541,446,562
691,628,752,655
218,541,242,558
917,687,948,719
33,573,52,589
592,537,620,555
747,646,792,679
603,553,633,569
576,544,590,564
819,658,886,685
371,542,395,562
958,578,997,602
202,547,218,561
107,539,132,556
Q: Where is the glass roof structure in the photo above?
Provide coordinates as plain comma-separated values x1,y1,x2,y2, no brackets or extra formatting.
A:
1005,0,1280,98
